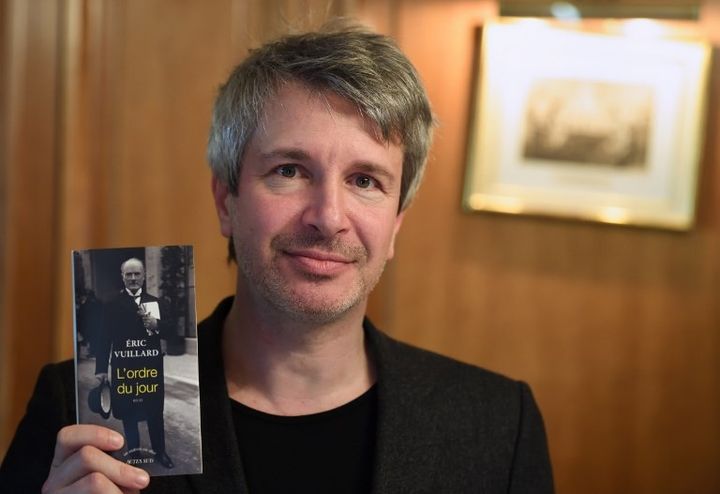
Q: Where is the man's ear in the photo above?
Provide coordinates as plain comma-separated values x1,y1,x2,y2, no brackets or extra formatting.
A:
211,176,234,238
387,210,405,260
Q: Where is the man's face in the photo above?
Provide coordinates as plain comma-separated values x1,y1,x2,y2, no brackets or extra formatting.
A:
213,83,405,323
121,260,145,292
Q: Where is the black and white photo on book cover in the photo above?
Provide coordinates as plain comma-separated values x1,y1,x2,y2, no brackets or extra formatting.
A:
72,245,202,476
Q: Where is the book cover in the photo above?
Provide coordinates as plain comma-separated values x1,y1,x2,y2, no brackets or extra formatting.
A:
72,245,202,476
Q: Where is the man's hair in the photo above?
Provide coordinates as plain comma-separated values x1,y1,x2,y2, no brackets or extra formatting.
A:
120,258,144,273
207,20,435,212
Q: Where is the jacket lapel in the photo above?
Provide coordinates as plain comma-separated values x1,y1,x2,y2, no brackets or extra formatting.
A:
188,298,249,493
366,321,442,494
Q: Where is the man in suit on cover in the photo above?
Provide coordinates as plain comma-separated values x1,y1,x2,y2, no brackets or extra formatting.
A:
1,21,554,493
94,257,174,469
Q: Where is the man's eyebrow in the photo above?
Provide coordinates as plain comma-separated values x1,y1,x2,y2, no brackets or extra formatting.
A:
259,148,311,162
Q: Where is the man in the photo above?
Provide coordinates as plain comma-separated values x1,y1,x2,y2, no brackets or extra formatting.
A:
93,258,174,470
0,22,553,493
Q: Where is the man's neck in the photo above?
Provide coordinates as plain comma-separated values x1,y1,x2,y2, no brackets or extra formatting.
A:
221,294,375,416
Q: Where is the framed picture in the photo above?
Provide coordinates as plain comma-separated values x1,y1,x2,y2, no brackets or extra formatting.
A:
463,20,711,229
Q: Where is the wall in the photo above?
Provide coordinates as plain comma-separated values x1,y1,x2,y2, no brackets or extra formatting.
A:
2,1,720,492
1,0,63,461
358,1,720,493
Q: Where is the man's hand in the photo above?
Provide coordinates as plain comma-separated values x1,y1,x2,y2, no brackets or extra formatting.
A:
143,314,158,331
137,307,159,334
42,424,150,494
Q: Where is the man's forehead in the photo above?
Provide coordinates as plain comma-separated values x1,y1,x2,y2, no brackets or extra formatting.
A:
260,82,394,146
122,260,144,272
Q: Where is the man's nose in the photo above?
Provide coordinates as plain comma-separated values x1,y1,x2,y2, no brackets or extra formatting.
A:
301,180,350,237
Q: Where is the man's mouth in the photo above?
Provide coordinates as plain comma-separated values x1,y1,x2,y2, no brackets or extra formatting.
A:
282,249,355,276
271,232,367,278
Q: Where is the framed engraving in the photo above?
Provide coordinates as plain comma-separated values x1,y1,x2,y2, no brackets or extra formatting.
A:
463,20,711,229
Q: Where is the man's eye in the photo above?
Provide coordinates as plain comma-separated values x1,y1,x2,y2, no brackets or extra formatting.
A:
277,165,297,178
354,175,376,189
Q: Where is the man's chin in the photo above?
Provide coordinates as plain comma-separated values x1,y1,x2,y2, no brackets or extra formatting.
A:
268,289,366,325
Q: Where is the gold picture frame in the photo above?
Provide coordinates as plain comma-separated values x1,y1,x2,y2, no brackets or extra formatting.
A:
463,20,711,229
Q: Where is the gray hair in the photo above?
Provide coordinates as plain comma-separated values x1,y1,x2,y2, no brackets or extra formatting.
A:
207,20,435,211
120,258,144,273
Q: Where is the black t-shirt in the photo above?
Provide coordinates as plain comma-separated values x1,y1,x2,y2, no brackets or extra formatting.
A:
231,385,378,494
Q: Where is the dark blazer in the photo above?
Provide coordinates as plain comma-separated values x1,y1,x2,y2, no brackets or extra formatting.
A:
0,297,554,493
95,290,168,420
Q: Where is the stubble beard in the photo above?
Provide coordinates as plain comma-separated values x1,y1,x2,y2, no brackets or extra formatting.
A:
234,231,386,324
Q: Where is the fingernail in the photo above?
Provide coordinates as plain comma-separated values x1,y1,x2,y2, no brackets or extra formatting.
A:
135,470,150,487
109,432,124,447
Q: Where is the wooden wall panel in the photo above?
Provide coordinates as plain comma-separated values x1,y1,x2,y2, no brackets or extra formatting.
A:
0,0,62,461
358,0,720,492
0,0,8,453
53,0,239,360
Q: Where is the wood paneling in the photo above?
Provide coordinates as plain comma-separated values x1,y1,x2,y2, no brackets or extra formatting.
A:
53,0,240,360
358,1,720,492
0,0,62,460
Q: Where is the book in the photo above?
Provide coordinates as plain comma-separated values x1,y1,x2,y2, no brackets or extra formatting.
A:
72,245,202,476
